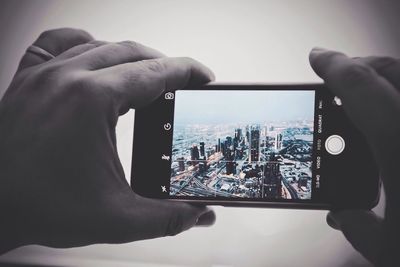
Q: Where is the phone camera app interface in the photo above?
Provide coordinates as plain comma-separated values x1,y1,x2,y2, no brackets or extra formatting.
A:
169,90,315,200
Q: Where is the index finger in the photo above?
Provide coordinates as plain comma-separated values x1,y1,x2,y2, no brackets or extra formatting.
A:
93,56,215,113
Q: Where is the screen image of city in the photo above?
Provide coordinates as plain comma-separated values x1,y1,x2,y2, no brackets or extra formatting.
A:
170,90,315,200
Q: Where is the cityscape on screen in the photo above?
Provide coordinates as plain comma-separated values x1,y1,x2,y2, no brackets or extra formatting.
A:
170,90,315,200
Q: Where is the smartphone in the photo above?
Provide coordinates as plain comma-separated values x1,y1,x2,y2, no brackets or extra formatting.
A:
131,83,380,209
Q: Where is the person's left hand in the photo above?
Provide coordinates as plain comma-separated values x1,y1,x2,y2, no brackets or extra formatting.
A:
0,28,216,253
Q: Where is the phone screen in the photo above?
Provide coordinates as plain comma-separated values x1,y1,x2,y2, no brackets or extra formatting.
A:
167,89,322,203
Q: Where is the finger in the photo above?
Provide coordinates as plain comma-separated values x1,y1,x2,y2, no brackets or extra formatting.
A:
68,41,166,70
94,57,215,112
195,209,216,226
327,210,383,265
309,48,400,145
18,28,93,70
122,196,215,241
56,40,109,61
356,56,400,89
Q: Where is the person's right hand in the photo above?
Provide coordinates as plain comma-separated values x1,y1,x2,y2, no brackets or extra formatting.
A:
309,48,400,266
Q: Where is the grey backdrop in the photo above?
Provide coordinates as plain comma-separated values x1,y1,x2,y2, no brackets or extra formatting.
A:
0,0,399,266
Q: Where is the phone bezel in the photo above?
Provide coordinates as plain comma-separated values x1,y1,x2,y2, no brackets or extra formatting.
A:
131,83,380,210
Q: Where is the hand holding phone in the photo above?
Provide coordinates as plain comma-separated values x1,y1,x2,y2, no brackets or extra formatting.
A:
310,48,400,266
0,29,215,253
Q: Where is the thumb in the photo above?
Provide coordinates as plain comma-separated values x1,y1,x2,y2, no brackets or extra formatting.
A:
327,210,383,265
117,195,216,242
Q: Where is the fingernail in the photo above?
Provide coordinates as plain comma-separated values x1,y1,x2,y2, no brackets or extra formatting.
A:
327,212,341,230
208,69,216,82
311,47,328,53
195,210,216,227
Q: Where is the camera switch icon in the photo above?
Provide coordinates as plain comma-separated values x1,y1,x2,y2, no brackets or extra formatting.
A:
165,92,174,100
164,123,172,131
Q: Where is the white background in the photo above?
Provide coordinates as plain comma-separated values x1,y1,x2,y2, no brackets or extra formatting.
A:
0,1,399,266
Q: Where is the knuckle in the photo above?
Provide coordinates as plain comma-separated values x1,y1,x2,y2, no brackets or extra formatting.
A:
372,56,399,71
118,40,140,51
38,29,58,40
33,62,66,83
66,28,93,43
66,73,103,101
103,43,121,55
65,74,116,116
60,71,95,98
66,72,117,113
38,28,92,44
65,71,91,90
339,63,374,85
144,59,165,73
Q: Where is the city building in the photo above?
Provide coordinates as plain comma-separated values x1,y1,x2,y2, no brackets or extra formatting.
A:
200,142,206,159
221,142,226,157
177,157,185,172
225,136,232,148
263,154,282,198
190,145,200,165
275,133,283,150
199,157,207,173
235,128,242,140
248,125,260,162
225,146,236,175
298,175,308,188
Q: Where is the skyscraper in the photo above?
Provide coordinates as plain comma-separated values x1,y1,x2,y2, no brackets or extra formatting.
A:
190,145,200,165
275,133,283,150
235,128,242,140
262,125,268,137
225,147,236,175
199,157,207,174
248,125,260,162
177,157,185,172
263,154,282,198
200,142,206,158
221,142,226,157
225,136,232,148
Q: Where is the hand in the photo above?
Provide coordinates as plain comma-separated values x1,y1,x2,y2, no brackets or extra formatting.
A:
309,48,400,266
0,28,216,253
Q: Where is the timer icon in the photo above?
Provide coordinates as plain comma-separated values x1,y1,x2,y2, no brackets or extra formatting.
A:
163,123,172,131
